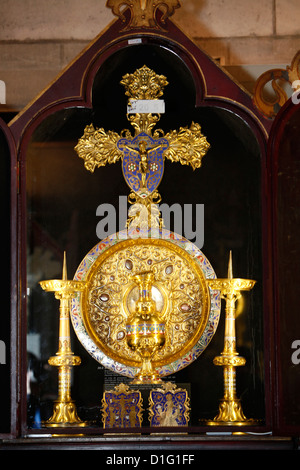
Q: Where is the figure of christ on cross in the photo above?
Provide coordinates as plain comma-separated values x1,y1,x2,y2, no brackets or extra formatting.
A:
124,140,163,189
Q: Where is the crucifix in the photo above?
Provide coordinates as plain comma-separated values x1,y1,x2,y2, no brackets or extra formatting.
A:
75,65,210,231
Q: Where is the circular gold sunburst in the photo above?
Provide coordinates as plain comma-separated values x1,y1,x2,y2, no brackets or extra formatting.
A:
71,231,221,378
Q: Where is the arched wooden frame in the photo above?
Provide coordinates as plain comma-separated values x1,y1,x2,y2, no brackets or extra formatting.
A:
7,14,274,436
268,98,300,437
0,118,17,438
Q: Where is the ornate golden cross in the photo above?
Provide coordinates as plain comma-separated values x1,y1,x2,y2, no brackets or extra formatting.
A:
75,65,210,230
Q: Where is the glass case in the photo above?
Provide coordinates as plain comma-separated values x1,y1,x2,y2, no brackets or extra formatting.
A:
25,44,265,430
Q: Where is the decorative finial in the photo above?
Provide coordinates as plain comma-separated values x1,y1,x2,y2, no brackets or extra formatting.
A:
120,65,168,101
62,251,67,281
227,250,233,280
106,0,181,31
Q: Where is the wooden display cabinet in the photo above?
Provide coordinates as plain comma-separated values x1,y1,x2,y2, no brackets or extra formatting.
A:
0,4,299,450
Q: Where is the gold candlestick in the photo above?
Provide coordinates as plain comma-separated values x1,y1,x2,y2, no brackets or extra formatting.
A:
39,252,87,427
205,251,258,426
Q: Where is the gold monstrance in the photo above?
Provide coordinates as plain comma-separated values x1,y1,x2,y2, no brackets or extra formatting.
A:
206,251,258,426
39,253,87,427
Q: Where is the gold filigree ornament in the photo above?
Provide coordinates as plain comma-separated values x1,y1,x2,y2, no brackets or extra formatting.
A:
106,0,181,31
102,383,143,428
71,66,220,384
148,382,190,427
253,49,300,119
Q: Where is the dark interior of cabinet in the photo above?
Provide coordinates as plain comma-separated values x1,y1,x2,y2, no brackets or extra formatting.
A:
275,106,300,429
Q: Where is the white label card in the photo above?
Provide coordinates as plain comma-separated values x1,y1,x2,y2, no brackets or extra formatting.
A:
127,100,165,114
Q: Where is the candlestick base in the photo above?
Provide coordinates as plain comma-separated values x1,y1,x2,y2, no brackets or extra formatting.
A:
43,400,88,427
206,398,259,426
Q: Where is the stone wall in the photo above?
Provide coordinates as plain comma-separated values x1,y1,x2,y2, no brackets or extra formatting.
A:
0,0,299,110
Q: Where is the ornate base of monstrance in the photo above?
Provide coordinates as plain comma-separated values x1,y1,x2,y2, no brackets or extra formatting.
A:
130,359,163,385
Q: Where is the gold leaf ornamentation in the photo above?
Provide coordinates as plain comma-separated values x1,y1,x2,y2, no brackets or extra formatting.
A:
106,0,181,31
164,122,210,170
253,50,300,118
74,124,124,173
127,190,163,230
148,382,190,426
121,65,168,100
102,383,143,428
